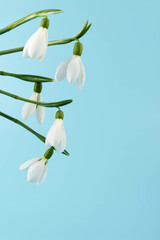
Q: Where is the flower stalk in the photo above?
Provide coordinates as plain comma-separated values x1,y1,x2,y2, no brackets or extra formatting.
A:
0,71,54,82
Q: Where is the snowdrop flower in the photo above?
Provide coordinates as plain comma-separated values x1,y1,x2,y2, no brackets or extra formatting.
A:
45,109,66,152
22,82,44,124
55,41,85,89
19,147,53,185
23,18,49,62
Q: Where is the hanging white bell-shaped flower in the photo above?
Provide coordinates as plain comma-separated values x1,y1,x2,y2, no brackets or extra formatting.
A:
23,18,49,62
45,109,66,152
19,147,53,185
55,41,85,89
22,82,44,124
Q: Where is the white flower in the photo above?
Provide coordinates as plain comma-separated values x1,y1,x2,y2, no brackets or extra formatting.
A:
21,91,44,124
55,55,85,89
45,118,66,152
23,17,49,62
55,42,85,89
19,157,48,185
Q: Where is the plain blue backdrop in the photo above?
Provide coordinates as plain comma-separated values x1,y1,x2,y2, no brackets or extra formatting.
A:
0,0,160,239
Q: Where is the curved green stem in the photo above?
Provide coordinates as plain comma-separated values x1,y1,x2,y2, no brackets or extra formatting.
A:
0,89,73,107
0,9,63,35
0,111,69,156
0,20,92,56
0,71,54,83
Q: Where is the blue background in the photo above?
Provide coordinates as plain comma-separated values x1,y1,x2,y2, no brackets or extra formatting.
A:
0,0,160,239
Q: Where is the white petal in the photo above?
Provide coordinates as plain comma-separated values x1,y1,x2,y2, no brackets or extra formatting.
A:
55,58,71,82
45,122,56,147
76,58,85,89
36,106,44,124
21,92,38,121
45,119,66,152
27,160,45,183
23,41,30,57
55,125,66,152
67,55,81,84
23,27,48,62
37,163,48,185
45,123,57,147
45,120,60,147
36,94,44,124
19,157,40,170
45,134,52,148
45,119,61,147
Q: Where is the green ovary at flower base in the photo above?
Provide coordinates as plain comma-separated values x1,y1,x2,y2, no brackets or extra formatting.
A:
55,41,85,89
19,147,54,185
21,82,44,124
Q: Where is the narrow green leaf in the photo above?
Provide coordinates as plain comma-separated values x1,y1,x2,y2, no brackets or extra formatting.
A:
0,111,69,156
0,9,63,35
0,71,54,83
78,22,92,38
0,89,73,107
48,20,90,46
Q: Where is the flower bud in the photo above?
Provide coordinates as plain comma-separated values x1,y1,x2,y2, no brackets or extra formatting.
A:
44,147,54,159
55,109,64,119
40,18,49,29
73,42,83,56
34,82,42,93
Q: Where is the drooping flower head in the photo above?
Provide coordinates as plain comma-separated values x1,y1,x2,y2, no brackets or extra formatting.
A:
45,109,66,152
23,17,49,62
22,82,44,124
55,41,85,89
19,147,53,185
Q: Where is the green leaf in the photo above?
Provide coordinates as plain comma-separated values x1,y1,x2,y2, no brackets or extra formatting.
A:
0,9,63,35
48,20,91,46
0,89,73,107
0,71,54,83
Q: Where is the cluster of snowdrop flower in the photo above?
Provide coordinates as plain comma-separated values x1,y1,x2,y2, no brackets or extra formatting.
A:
19,17,85,185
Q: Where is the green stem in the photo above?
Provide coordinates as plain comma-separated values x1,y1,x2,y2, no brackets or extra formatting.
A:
0,71,54,83
0,89,73,107
0,111,69,156
0,47,23,55
0,9,63,35
0,111,45,141
0,20,92,56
